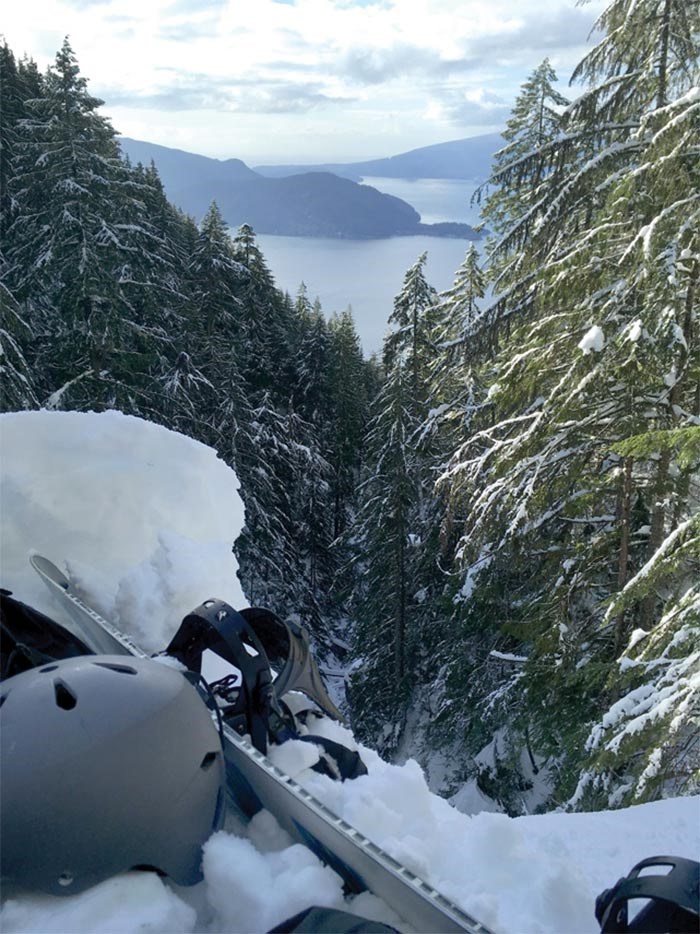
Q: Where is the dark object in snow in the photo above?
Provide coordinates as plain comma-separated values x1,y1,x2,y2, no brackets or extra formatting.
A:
166,597,281,754
0,653,226,895
23,555,489,932
596,855,700,933
269,906,399,933
239,606,344,722
165,599,345,753
298,732,368,782
166,600,366,779
0,588,92,679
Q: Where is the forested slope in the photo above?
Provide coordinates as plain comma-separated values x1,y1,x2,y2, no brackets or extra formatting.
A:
0,38,371,661
2,0,698,819
119,136,479,239
346,5,699,814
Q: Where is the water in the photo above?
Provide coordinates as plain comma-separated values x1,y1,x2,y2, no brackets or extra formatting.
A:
360,177,483,226
255,178,485,357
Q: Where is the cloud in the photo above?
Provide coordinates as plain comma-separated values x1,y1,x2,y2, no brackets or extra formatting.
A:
60,0,112,6
244,82,352,113
164,0,228,13
428,88,512,126
3,0,610,163
333,4,599,88
158,18,223,41
337,44,463,85
472,5,599,61
104,73,352,114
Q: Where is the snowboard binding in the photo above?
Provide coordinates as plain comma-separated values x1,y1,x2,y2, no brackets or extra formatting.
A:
596,855,700,933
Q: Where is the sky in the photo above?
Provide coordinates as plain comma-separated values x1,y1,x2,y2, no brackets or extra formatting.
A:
3,0,607,165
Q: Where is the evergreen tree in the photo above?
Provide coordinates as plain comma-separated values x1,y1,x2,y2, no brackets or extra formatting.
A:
482,59,569,238
0,45,43,243
434,0,700,808
569,500,700,809
383,252,438,412
428,244,485,406
170,201,246,446
189,203,244,342
292,286,330,421
232,223,293,402
476,59,570,347
0,266,39,411
349,258,438,754
7,39,163,411
350,362,417,751
327,310,368,540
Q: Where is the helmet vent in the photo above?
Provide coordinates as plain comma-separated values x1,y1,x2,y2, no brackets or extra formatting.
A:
94,662,138,675
54,680,77,710
40,665,58,672
0,693,6,708
200,751,219,770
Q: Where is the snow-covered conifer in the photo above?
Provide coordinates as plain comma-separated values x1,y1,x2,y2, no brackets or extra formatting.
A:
7,40,163,411
433,0,700,808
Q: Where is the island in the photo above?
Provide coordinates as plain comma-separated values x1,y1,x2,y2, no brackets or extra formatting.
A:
119,138,482,240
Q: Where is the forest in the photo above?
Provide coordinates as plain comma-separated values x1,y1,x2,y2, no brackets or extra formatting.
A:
1,0,698,817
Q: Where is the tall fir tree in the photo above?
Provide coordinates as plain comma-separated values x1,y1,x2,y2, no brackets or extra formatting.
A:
349,256,439,754
476,59,570,348
6,39,165,411
434,0,700,809
327,310,368,541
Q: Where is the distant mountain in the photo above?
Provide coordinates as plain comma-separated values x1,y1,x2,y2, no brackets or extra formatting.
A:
119,137,481,240
173,171,424,238
122,137,258,187
253,132,503,181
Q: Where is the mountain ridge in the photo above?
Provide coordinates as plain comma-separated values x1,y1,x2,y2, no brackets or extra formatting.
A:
253,132,503,181
119,135,499,239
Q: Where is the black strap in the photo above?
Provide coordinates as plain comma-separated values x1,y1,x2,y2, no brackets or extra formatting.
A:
299,735,368,782
1,589,93,680
240,608,344,722
165,599,278,753
596,856,700,933
269,906,398,933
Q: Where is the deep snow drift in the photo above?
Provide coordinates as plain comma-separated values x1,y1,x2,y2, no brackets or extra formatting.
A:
0,409,247,651
1,410,698,934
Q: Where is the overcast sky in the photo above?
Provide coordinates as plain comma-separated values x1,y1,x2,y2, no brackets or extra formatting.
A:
4,0,607,165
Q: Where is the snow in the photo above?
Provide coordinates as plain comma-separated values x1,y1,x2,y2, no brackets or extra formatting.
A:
489,650,527,663
2,410,699,934
0,410,246,652
626,319,643,342
0,874,197,934
202,836,344,933
578,325,605,354
297,731,699,932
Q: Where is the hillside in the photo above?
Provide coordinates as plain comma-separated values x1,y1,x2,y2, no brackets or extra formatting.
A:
3,410,699,934
254,132,503,181
121,137,258,187
119,137,480,240
165,171,423,238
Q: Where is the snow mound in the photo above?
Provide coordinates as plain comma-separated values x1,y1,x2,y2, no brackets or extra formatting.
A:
203,835,344,932
281,715,700,934
0,410,246,651
578,325,605,354
0,873,195,934
2,409,699,934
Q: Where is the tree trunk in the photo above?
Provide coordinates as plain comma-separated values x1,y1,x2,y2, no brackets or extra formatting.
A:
656,0,672,110
640,448,670,629
614,455,634,659
396,526,406,686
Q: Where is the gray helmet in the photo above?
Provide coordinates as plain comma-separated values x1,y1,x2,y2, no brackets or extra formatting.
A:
0,654,225,895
